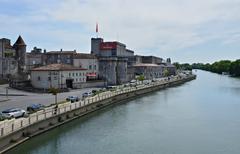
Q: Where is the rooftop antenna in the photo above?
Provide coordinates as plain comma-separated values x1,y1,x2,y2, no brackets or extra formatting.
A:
96,22,99,38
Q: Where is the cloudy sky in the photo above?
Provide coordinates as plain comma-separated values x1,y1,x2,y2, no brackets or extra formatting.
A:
1,0,240,63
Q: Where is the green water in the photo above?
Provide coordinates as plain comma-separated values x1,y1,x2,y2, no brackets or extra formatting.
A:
7,70,240,154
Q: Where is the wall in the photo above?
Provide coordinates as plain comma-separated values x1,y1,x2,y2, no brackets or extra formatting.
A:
31,70,87,89
73,58,99,78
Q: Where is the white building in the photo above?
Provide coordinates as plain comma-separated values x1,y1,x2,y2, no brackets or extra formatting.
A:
31,64,87,89
73,53,99,80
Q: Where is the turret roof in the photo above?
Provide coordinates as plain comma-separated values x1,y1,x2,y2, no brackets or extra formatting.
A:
14,35,26,46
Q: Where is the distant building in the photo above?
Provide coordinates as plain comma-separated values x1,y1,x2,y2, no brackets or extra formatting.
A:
132,63,176,80
31,64,87,89
0,36,27,79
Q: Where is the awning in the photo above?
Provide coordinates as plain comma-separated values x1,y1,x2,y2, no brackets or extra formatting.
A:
86,73,97,77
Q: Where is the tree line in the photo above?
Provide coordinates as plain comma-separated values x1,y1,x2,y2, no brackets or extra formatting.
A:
173,59,240,77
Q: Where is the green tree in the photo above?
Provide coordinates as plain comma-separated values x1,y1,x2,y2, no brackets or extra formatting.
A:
163,69,169,77
230,59,240,76
137,75,145,83
49,88,60,106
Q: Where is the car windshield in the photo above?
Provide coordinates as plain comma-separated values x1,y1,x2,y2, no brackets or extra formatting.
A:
2,108,19,113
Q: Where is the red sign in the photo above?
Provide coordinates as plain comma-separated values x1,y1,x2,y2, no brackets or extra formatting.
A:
100,42,117,50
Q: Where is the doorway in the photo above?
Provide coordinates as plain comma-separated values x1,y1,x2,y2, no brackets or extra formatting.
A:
66,79,73,88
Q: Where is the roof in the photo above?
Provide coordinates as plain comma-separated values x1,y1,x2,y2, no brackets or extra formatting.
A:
31,64,87,71
47,51,77,54
14,35,26,46
133,63,160,67
73,53,97,59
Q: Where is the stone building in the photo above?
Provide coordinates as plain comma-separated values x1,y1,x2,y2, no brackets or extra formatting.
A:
25,47,46,71
91,38,134,85
73,53,99,80
0,36,27,80
31,64,87,89
132,63,176,80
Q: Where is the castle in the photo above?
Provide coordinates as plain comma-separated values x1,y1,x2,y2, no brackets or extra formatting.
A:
0,36,27,80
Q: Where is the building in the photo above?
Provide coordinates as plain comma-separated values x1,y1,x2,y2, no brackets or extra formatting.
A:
0,36,27,80
45,50,76,65
31,64,87,89
73,53,99,80
132,63,176,80
91,38,134,85
25,47,46,71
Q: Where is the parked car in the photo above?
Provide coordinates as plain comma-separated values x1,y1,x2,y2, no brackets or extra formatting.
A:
66,96,79,102
27,104,45,112
1,108,27,118
82,92,93,98
0,113,8,121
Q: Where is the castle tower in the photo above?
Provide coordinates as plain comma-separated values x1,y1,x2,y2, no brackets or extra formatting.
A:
91,38,103,56
13,35,27,78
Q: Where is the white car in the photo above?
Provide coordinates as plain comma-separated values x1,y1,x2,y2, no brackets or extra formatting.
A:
82,92,93,98
1,108,27,118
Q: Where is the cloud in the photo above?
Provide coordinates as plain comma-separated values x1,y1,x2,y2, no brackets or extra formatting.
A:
47,0,240,52
1,0,240,62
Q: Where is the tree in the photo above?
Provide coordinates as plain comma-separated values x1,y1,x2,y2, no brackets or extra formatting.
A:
163,69,169,77
137,75,145,83
230,59,240,76
48,88,60,106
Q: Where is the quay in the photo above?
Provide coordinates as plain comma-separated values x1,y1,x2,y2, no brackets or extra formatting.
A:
0,74,196,153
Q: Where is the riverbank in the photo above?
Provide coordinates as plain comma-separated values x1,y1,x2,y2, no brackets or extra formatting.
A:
0,74,196,153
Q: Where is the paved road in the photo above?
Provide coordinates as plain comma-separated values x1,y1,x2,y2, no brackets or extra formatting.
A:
0,84,99,111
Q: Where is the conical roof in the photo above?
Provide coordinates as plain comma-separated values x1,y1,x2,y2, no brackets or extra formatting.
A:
14,35,26,46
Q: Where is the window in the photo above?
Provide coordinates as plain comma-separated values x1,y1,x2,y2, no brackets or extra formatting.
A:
79,73,81,76
76,73,78,76
54,76,57,80
48,77,51,81
89,65,92,70
94,65,97,70
69,73,71,77
38,76,41,81
76,78,78,82
72,73,74,76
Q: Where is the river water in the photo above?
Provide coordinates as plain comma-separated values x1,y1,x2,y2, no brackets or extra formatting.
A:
7,70,240,154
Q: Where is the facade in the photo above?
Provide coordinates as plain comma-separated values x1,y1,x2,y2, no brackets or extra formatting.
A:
26,47,46,71
31,64,87,89
132,63,176,80
73,53,99,80
0,36,26,79
91,38,134,85
45,50,76,65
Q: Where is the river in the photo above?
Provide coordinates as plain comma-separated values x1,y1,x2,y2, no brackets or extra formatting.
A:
6,70,240,154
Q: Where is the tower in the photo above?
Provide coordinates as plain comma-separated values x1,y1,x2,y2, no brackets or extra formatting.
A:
13,35,27,77
91,38,103,56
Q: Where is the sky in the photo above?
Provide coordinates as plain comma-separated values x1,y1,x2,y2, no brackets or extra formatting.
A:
0,0,240,63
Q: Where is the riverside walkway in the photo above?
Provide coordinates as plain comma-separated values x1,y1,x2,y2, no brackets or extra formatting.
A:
0,74,196,153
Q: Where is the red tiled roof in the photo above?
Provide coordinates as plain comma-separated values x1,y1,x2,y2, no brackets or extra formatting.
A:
73,53,97,59
31,64,87,71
